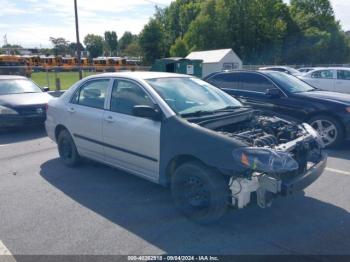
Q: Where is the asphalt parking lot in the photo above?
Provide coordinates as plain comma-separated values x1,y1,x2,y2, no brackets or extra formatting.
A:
0,127,349,256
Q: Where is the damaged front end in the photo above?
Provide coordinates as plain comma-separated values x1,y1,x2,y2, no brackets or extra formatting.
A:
215,114,327,209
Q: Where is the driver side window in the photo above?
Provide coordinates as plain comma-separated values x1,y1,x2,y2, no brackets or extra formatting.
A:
110,79,154,116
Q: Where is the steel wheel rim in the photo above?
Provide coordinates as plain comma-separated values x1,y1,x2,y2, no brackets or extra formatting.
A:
311,119,337,146
183,175,210,210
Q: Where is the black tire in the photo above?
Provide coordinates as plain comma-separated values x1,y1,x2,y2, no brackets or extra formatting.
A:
171,161,230,224
57,129,81,167
308,115,344,148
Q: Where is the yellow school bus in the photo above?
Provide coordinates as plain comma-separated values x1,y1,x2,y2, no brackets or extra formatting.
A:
0,55,31,76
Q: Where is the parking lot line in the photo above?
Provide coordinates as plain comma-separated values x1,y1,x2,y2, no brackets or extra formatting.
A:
326,167,350,177
0,240,12,255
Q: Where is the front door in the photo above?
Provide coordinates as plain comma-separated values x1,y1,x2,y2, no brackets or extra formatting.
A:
335,70,350,94
102,79,161,180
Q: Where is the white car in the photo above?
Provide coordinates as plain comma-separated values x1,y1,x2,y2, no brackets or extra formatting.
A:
297,67,324,74
299,67,350,94
45,72,326,223
259,66,302,76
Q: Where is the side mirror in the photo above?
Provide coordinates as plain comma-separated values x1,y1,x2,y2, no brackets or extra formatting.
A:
42,87,50,92
265,88,282,98
132,105,161,120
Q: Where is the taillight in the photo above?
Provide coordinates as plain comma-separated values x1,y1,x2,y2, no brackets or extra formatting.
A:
45,104,49,111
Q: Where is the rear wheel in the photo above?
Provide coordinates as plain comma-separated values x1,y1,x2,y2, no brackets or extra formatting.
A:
171,161,229,223
57,129,81,167
309,115,344,148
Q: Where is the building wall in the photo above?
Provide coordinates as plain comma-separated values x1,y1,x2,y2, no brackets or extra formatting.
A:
201,51,243,78
202,63,221,78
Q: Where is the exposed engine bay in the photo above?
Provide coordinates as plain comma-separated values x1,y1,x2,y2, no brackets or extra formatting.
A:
216,115,315,148
195,110,326,210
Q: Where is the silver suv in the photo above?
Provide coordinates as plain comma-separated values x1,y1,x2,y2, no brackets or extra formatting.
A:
46,72,327,223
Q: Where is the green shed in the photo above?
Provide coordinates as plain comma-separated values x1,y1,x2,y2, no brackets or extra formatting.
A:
151,57,203,78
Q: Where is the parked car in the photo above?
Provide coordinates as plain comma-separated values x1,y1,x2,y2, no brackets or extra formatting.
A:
0,75,51,128
297,67,324,73
46,72,326,223
204,70,350,147
259,66,302,76
298,67,350,94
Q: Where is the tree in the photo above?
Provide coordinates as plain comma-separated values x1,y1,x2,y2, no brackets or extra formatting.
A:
83,34,104,58
104,31,118,56
123,42,142,57
49,37,70,56
170,37,188,57
1,44,23,55
139,19,166,64
119,31,138,54
139,0,350,65
290,0,350,63
68,42,85,56
154,0,201,53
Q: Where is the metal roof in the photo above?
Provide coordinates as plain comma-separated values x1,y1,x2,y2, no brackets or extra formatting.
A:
186,49,238,63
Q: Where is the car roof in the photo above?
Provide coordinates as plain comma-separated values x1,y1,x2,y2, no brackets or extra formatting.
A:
0,75,28,80
259,66,293,70
84,71,191,81
305,67,350,74
308,67,350,71
204,70,286,80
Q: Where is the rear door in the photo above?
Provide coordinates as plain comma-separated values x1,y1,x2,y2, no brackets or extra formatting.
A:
67,78,111,161
102,78,161,180
307,69,335,91
335,69,350,94
207,72,279,111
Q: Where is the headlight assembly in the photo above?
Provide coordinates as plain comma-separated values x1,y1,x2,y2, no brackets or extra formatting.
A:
232,147,299,173
0,106,18,115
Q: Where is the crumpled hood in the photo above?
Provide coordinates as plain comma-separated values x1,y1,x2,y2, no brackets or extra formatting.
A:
294,91,350,106
0,92,52,107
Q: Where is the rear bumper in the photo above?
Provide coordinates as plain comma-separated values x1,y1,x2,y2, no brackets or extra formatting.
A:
0,115,46,128
282,152,327,195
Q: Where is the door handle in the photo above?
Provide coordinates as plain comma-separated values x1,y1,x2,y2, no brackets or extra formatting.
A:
68,107,75,113
105,115,115,123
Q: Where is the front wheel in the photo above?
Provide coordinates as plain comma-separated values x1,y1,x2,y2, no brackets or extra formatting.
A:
57,129,81,167
309,115,344,148
171,161,229,223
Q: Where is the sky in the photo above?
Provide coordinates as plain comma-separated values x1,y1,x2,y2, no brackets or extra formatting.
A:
0,0,350,48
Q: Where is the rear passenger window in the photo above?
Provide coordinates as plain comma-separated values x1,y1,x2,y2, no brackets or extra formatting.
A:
337,70,350,80
240,73,275,93
208,73,241,89
71,79,109,109
311,70,334,79
110,80,154,116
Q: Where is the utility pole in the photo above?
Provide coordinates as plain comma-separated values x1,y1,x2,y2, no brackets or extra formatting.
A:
74,0,82,79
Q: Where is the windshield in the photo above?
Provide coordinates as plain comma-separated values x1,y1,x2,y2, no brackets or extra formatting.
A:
266,72,315,93
146,77,242,116
0,79,43,95
285,67,301,75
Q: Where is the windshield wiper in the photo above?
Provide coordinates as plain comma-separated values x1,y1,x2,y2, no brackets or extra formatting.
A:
180,110,214,117
213,106,242,112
